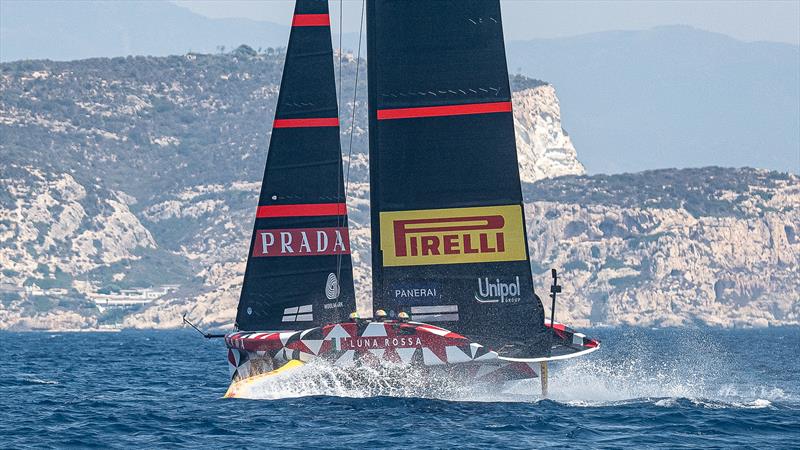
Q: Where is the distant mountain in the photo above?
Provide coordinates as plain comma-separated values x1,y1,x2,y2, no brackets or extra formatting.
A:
506,26,800,174
0,0,290,61
3,2,797,175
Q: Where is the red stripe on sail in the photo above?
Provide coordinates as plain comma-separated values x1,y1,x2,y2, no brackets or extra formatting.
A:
377,101,512,120
292,14,330,27
256,203,347,218
273,118,339,128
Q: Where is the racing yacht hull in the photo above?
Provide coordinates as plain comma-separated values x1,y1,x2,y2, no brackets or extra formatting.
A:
224,320,599,398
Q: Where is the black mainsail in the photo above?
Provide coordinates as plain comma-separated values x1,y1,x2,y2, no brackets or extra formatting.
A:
367,0,548,355
235,0,356,331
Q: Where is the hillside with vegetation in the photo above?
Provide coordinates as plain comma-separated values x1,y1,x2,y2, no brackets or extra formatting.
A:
1,49,797,330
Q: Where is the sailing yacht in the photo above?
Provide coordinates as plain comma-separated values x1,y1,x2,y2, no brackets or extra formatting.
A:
223,0,599,398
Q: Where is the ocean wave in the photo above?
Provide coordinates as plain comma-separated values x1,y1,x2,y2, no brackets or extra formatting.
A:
228,360,501,401
2,329,797,448
690,398,774,409
739,399,773,409
537,330,797,409
22,378,59,385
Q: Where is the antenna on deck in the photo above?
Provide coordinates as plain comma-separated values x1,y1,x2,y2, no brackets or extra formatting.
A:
548,269,561,357
182,314,225,339
540,268,562,398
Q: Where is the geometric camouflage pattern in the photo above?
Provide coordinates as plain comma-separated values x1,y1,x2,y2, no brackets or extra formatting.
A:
225,320,599,384
544,322,600,357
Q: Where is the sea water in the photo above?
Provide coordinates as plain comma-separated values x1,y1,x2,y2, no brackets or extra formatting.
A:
0,327,797,448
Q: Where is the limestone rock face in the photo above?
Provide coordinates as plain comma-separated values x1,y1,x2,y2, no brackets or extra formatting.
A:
123,168,800,331
521,168,800,328
0,166,155,282
513,86,586,182
1,52,797,330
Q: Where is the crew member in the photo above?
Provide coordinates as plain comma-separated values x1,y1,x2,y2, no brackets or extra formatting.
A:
397,311,410,322
374,309,387,321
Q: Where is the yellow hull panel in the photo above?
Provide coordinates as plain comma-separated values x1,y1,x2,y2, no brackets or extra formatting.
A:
223,359,305,399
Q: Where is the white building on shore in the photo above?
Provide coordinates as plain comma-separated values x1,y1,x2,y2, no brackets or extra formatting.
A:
89,285,179,312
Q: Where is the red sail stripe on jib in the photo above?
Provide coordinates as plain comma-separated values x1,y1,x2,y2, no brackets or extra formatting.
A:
273,118,339,128
256,203,347,218
377,101,512,120
292,14,330,27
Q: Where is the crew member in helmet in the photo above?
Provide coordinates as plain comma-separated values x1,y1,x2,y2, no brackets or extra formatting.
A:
374,309,388,321
397,311,410,322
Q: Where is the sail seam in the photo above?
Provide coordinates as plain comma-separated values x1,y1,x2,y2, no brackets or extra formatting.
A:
270,159,341,170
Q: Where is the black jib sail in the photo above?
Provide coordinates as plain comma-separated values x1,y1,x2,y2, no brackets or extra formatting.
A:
235,0,356,331
367,0,548,356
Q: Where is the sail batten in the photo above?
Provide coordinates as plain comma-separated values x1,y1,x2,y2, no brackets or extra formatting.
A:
235,0,355,332
367,0,548,356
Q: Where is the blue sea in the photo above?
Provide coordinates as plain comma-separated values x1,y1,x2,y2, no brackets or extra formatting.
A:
1,327,798,448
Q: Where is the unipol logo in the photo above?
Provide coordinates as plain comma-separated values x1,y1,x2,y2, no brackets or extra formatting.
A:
253,227,350,257
379,205,527,266
475,276,522,303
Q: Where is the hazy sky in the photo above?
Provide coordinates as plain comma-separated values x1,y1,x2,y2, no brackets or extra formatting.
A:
174,0,800,45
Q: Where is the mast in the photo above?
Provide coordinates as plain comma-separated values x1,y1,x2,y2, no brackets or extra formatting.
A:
366,0,548,355
235,0,356,331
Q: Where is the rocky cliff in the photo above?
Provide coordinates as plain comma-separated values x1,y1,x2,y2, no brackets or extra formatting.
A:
512,83,585,182
523,168,800,328
1,50,796,330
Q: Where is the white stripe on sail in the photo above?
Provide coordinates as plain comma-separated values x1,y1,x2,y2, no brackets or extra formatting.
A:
412,313,459,322
410,305,458,314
